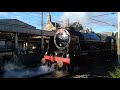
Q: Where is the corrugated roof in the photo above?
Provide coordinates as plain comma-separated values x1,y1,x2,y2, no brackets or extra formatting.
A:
0,19,36,29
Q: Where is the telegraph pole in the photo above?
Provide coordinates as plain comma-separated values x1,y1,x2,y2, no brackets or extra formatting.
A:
118,12,120,65
41,12,44,54
68,18,69,27
65,18,69,27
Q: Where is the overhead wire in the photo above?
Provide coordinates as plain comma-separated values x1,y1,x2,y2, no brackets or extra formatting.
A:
5,12,117,32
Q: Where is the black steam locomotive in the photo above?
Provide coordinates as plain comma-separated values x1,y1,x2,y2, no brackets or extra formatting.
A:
41,27,117,72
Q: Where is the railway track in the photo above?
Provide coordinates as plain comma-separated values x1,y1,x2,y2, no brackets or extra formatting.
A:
31,69,90,78
31,65,90,78
32,72,54,78
31,60,117,78
32,70,70,78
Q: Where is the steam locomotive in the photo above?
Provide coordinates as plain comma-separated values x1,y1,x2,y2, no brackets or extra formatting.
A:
41,27,117,72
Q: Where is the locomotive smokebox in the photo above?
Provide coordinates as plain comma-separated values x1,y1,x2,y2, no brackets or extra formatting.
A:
54,29,71,50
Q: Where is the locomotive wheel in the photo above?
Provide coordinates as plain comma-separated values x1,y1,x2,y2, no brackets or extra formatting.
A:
63,65,69,73
68,65,73,74
46,61,49,66
56,65,62,71
56,65,59,70
57,61,63,68
66,66,69,72
62,64,72,73
51,63,56,69
46,61,50,67
46,61,52,67
41,58,46,65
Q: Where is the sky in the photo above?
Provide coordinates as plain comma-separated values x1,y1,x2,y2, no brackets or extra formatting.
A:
0,12,118,33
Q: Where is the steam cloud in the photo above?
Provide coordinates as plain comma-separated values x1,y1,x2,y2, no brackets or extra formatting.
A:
2,62,54,78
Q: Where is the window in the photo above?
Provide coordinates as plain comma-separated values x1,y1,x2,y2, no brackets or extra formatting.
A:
89,33,100,40
83,33,90,39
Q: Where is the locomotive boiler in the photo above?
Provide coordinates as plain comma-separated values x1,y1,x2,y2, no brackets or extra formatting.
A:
41,27,117,72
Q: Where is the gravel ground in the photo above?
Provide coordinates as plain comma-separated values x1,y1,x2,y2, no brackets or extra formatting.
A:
71,61,118,78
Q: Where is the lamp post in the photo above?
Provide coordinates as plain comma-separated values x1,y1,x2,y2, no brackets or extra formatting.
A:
11,34,14,57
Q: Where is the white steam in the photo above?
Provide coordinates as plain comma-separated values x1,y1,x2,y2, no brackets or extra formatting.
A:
2,54,54,78
3,64,54,78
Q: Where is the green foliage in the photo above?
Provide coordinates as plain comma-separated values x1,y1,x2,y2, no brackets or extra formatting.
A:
115,32,118,39
109,66,120,78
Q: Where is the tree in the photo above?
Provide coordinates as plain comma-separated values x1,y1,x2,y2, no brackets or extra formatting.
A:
115,32,118,39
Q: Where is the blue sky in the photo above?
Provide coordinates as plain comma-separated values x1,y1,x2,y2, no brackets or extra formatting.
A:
0,12,118,33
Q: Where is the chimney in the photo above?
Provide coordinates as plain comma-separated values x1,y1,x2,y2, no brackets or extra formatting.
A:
65,19,69,27
47,12,51,23
90,28,92,32
84,26,87,30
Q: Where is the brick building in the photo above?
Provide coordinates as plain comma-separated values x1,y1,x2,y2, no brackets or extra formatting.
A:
44,13,61,31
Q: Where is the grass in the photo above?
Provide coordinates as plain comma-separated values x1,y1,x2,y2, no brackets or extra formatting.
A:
109,66,120,78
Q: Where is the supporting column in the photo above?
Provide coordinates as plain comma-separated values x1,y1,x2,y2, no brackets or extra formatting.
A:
41,12,44,54
118,38,120,65
41,30,44,54
25,41,28,50
23,41,26,49
15,32,18,53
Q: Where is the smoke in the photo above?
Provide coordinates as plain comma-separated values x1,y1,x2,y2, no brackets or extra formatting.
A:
3,64,54,78
2,54,54,78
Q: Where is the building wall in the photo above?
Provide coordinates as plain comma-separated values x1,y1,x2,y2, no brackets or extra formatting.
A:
6,41,12,48
44,22,56,31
